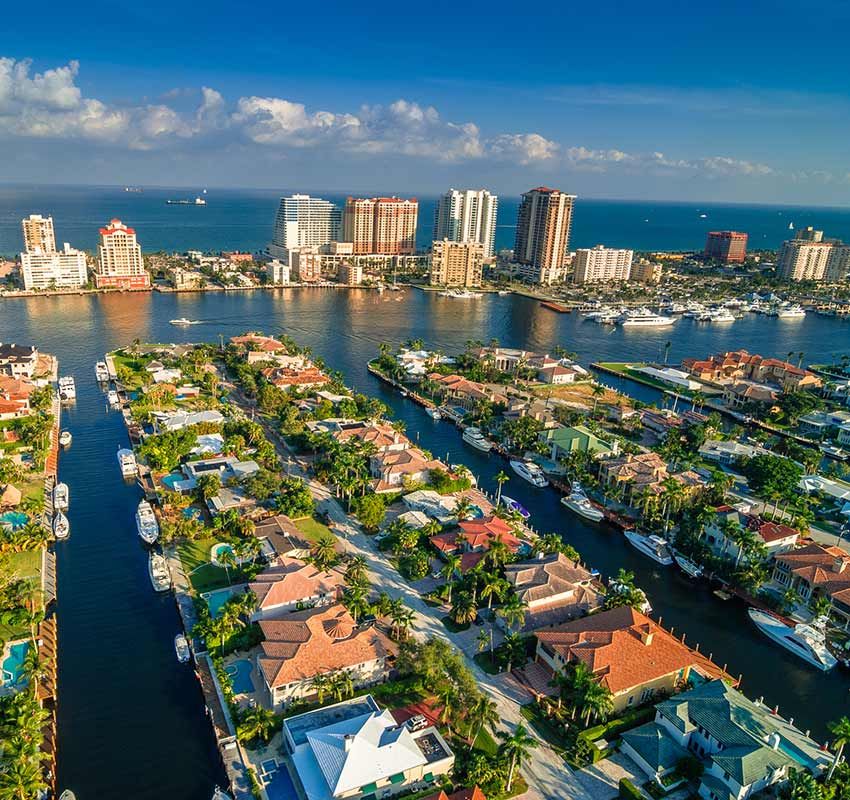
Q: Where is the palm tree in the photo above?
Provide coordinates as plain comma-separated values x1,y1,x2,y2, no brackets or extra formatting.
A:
311,534,337,571
810,593,832,619
344,554,369,585
476,628,491,658
497,594,527,632
343,584,370,623
0,756,47,799
441,554,462,602
239,705,278,744
591,383,605,416
487,539,511,569
454,496,474,521
310,673,331,703
579,680,614,724
497,723,538,792
468,694,500,747
391,605,415,640
480,574,507,610
827,716,850,781
494,470,510,505
451,592,477,625
218,548,237,585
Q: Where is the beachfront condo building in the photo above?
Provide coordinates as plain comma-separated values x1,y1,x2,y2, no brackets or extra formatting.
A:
269,194,342,261
704,230,748,263
514,187,575,284
21,214,57,254
433,188,498,257
343,196,418,255
572,245,634,284
777,228,834,281
429,239,485,287
94,219,150,289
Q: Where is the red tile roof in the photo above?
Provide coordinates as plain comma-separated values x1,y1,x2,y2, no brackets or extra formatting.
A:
249,556,344,611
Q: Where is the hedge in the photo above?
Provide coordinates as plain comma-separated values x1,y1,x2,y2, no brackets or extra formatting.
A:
619,778,643,800
578,705,656,763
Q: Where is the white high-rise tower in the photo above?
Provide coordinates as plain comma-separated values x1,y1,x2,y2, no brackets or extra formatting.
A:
433,189,498,258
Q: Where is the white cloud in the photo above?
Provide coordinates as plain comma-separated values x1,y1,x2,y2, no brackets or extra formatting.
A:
489,133,559,164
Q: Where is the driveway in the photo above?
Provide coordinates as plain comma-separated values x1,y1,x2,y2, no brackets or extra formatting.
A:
574,752,648,800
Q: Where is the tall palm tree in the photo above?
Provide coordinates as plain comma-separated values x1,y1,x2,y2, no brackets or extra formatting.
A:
239,705,278,744
343,584,370,623
480,574,507,610
495,470,510,505
497,723,538,792
454,496,474,521
468,694,500,746
451,592,477,625
827,716,850,781
344,554,369,586
591,383,605,415
311,534,337,571
441,554,462,602
497,595,527,632
391,605,415,640
310,673,331,703
218,548,237,585
579,680,614,724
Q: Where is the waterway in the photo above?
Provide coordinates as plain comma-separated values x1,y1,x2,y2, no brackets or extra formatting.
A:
2,288,848,797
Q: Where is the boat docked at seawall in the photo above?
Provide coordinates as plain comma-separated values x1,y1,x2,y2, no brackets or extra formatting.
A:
175,633,191,663
58,375,76,401
107,389,120,407
673,552,703,578
59,430,72,447
617,308,676,327
95,361,109,382
747,609,837,671
624,530,674,565
53,511,70,540
135,500,159,544
117,447,137,478
439,288,483,299
500,495,531,520
53,482,69,511
462,427,494,452
510,459,549,487
561,481,604,522
776,304,806,319
149,552,172,592
426,407,441,420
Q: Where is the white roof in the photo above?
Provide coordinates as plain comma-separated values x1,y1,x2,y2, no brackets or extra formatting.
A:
800,474,850,501
307,710,424,795
156,409,224,431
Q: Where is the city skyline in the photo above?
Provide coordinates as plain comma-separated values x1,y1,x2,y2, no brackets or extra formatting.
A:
4,1,850,203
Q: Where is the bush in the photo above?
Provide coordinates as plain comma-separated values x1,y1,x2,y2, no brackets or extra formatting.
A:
352,494,387,531
619,778,643,800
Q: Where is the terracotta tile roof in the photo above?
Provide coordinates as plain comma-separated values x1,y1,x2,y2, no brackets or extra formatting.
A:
505,552,601,607
420,789,487,800
536,607,730,696
258,604,397,689
249,556,344,611
776,543,850,601
230,334,287,352
746,517,799,544
336,422,407,450
458,516,524,551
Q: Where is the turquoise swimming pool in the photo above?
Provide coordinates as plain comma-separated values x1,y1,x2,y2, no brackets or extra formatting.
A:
0,511,28,530
202,586,237,619
210,542,235,566
1,640,30,688
225,659,255,694
160,472,182,491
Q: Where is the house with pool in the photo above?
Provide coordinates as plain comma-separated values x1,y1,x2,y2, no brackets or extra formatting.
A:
620,680,830,799
249,556,344,619
284,695,455,800
257,604,397,710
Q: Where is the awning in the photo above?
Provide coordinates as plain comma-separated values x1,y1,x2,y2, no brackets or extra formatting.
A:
360,783,378,794
389,773,406,785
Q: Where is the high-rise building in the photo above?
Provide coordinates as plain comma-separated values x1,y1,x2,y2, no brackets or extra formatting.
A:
343,197,418,255
704,231,748,264
433,189,498,258
572,245,634,285
269,195,341,260
827,245,850,281
429,240,485,288
94,219,150,289
776,228,837,281
21,243,88,291
21,214,57,254
514,187,575,284
630,259,663,284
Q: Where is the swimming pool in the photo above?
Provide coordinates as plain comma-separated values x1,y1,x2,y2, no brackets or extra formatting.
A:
160,472,183,491
210,542,235,566
263,763,296,800
202,586,238,619
182,506,202,521
225,659,255,694
0,511,28,530
1,640,30,688
467,504,484,519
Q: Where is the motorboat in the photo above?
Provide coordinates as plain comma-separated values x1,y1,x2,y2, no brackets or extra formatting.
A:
704,309,736,323
500,495,531,520
776,304,806,319
561,481,604,522
53,482,69,511
510,459,549,487
462,427,494,452
211,788,233,800
624,530,674,565
438,288,483,299
175,633,191,663
497,290,511,296
95,361,110,382
673,552,704,578
170,318,201,326
107,390,120,407
59,430,72,447
58,376,76,401
53,511,70,540
748,609,837,671
59,792,77,800
617,308,676,327
117,447,137,478
608,578,652,614
426,407,441,420
821,444,848,461
149,552,172,592
135,500,160,544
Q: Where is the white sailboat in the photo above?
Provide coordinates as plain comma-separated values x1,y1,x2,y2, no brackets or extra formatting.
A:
53,511,70,540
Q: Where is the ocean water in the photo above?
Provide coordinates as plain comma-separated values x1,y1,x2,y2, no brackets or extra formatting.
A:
2,183,850,257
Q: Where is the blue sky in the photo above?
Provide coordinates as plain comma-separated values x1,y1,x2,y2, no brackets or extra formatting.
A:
3,0,850,203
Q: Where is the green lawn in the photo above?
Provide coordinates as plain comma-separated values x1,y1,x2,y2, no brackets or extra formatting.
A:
441,615,470,633
177,536,247,593
7,548,42,580
292,515,333,545
472,727,499,756
473,652,502,675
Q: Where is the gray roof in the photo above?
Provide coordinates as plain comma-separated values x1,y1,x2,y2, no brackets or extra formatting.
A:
621,722,688,772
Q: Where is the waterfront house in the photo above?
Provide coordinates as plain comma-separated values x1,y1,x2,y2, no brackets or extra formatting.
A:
598,452,705,505
771,542,850,628
425,373,500,411
252,514,312,559
257,604,397,709
471,346,557,374
0,376,33,419
703,506,799,562
722,381,778,409
0,343,38,379
537,365,578,384
534,606,732,713
284,695,454,800
620,680,829,799
395,348,455,380
181,455,260,485
683,350,822,392
538,425,616,461
635,365,703,391
249,556,344,619
230,333,288,353
152,408,224,433
262,365,329,392
698,439,768,466
333,421,410,454
797,409,850,437
503,553,604,631
402,489,458,524
431,515,525,556
370,448,443,493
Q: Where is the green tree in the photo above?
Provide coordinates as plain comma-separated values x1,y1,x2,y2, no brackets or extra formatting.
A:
497,723,538,792
354,494,386,531
827,716,850,782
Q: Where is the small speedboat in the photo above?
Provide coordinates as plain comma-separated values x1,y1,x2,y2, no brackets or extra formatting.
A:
624,530,674,566
673,552,704,579
107,390,120,407
500,495,531,520
149,552,172,592
95,361,110,382
53,482,69,511
170,318,201,326
59,430,72,447
561,482,604,522
426,407,441,420
510,459,549,488
175,633,191,663
53,511,70,540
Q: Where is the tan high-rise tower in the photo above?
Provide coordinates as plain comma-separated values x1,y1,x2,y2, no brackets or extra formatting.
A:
343,197,418,255
94,219,150,289
21,214,56,254
514,187,575,284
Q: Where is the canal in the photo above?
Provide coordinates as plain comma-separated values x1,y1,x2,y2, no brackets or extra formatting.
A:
1,287,847,797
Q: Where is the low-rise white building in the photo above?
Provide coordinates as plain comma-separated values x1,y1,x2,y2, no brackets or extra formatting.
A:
267,259,291,284
20,243,88,291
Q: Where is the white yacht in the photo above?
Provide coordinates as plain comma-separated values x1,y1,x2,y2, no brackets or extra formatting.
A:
170,318,201,326
624,530,674,565
135,500,160,544
117,448,137,478
175,633,191,663
776,304,806,319
53,482,69,511
426,407,441,420
59,430,72,447
53,511,70,540
462,427,494,452
58,376,76,401
500,495,531,520
107,390,120,407
673,552,704,579
95,361,110,382
617,308,676,327
706,309,736,323
561,482,604,522
748,609,837,671
510,459,549,487
149,552,172,592
439,288,483,299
